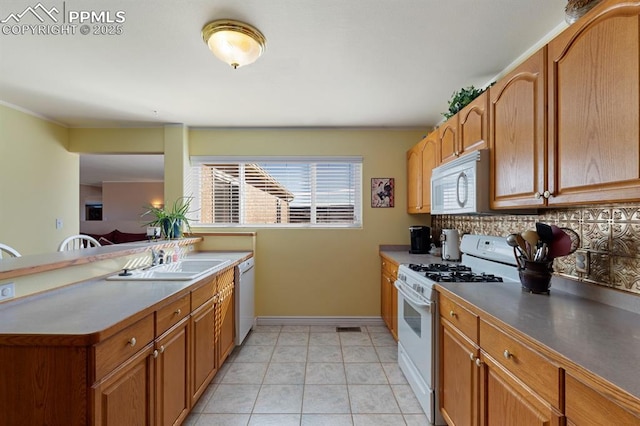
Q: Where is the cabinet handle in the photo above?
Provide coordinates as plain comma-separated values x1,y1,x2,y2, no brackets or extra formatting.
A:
175,308,182,316
534,191,542,199
128,337,137,347
543,190,552,199
449,310,456,318
503,349,513,359
475,358,483,367
159,345,165,354
469,353,476,362
152,349,159,358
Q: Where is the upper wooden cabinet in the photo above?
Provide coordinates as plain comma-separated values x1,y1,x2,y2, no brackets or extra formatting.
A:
438,115,459,164
407,139,424,213
459,91,489,155
439,91,489,165
407,132,439,214
547,0,640,205
490,48,547,209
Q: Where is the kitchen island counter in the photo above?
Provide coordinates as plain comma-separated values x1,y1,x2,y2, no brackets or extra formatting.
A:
0,251,252,345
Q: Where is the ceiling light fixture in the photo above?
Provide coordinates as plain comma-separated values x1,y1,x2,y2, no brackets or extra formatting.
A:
201,19,266,69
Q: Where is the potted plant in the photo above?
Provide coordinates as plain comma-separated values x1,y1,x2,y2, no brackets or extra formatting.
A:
143,196,194,239
441,83,495,120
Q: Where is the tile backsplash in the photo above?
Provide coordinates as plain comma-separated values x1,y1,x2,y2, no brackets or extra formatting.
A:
432,204,640,295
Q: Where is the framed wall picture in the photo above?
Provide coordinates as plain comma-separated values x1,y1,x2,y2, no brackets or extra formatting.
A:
371,178,394,208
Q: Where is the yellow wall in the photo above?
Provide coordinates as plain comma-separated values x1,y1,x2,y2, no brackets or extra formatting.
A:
68,127,164,153
0,105,77,254
190,128,430,317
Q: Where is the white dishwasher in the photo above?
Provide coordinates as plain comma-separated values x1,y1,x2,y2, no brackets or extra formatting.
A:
235,257,255,345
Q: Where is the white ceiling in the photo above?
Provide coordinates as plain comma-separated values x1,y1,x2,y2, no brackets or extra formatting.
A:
1,0,569,183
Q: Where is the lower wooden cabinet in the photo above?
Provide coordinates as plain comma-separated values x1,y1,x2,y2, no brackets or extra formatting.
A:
565,372,640,426
380,255,398,340
191,298,217,402
480,353,563,426
439,319,480,426
92,343,155,426
217,267,236,365
438,289,640,426
0,264,240,425
155,318,190,426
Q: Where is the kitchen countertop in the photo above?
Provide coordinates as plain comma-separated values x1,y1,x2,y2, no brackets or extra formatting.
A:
437,281,640,401
0,251,251,345
381,247,640,404
380,248,445,265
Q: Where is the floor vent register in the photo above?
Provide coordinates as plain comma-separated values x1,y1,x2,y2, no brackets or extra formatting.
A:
335,326,362,333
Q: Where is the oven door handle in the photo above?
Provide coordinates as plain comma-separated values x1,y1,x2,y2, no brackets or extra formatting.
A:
394,281,433,310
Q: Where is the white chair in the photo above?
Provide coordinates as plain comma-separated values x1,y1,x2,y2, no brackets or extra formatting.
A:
58,235,101,252
0,243,21,259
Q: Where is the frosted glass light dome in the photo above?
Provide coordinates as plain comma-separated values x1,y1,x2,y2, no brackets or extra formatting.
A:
202,20,266,69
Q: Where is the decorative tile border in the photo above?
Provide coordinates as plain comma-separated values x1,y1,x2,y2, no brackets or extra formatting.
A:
432,204,640,295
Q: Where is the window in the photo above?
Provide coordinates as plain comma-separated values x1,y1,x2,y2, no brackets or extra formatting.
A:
190,157,362,227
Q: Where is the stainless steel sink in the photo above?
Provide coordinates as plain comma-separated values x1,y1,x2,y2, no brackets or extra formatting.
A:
106,259,230,281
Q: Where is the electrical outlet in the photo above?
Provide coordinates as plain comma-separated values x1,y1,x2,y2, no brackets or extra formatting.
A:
0,282,15,301
575,250,589,274
55,218,63,229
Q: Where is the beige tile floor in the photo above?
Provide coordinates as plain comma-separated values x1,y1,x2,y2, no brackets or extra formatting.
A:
184,325,429,426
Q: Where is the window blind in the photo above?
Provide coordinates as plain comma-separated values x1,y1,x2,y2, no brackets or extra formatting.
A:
189,157,362,228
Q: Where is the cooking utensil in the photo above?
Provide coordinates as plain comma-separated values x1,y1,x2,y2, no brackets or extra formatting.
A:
535,222,553,244
506,234,527,266
521,230,540,257
547,226,580,259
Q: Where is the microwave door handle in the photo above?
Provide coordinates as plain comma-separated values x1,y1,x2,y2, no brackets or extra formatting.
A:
456,171,468,208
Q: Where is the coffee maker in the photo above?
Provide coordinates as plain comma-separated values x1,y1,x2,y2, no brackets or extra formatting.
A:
409,226,431,254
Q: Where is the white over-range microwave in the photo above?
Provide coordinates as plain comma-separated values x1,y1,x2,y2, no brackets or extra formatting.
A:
430,149,491,215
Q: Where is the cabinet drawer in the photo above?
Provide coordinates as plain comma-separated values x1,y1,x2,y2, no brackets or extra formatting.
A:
439,293,478,343
191,278,216,311
94,314,154,381
156,294,190,336
480,319,561,409
381,258,399,279
565,373,640,425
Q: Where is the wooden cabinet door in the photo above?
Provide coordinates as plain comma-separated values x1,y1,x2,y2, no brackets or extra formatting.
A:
92,343,155,426
217,268,235,366
459,91,489,155
191,298,217,404
407,140,425,213
380,269,398,340
490,48,547,209
439,115,459,164
440,319,480,426
421,132,439,213
479,354,563,426
547,0,640,205
155,319,190,426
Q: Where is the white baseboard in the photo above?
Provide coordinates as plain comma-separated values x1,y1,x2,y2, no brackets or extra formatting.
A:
256,316,385,327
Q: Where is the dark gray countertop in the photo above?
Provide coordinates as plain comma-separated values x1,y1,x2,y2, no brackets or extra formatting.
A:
437,281,640,400
0,252,251,343
379,249,444,265
381,247,640,401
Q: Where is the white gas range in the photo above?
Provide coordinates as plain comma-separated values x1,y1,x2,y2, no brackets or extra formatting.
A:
394,234,520,425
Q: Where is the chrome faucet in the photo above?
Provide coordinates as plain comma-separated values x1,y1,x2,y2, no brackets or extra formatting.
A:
151,249,165,266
